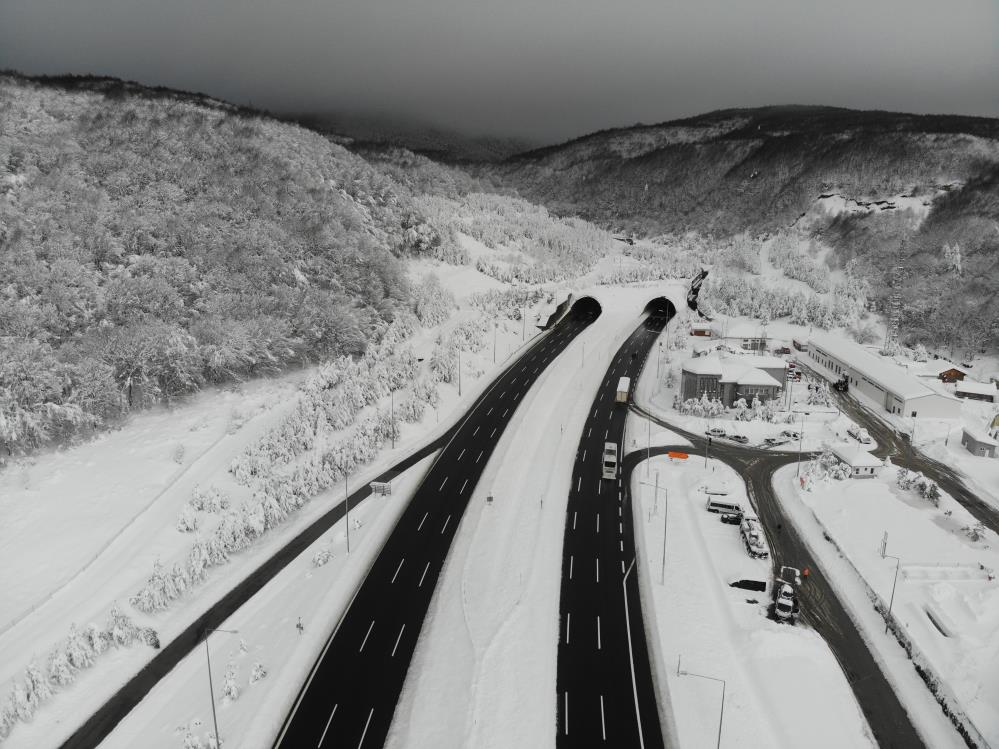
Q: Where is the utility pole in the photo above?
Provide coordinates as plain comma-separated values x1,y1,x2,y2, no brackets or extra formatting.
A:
390,389,395,449
204,627,238,748
704,437,710,468
458,348,462,397
660,483,668,585
345,474,350,554
647,415,652,475
881,541,902,633
795,413,805,477
493,322,497,363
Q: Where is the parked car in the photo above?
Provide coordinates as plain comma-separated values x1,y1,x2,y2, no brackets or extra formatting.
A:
764,436,787,447
781,429,801,440
773,346,792,355
705,427,727,438
774,583,796,623
847,424,872,444
729,434,749,444
740,516,770,559
720,512,743,525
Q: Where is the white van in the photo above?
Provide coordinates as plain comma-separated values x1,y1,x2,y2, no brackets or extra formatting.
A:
706,498,743,514
602,443,618,480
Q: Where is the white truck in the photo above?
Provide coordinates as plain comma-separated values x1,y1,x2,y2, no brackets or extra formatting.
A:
602,442,618,479
615,377,630,404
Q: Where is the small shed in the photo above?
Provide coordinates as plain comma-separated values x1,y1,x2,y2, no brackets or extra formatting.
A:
962,427,997,458
831,444,883,478
955,381,998,403
691,322,712,337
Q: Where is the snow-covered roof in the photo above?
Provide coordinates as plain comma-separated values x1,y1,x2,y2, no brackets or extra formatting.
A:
808,333,939,401
734,368,782,387
715,321,766,339
917,361,968,378
683,355,782,388
682,354,722,376
955,381,997,397
831,444,884,468
737,355,787,370
692,340,715,355
963,426,998,446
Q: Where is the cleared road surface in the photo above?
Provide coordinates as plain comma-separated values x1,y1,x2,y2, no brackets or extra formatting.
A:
273,298,600,749
556,299,673,749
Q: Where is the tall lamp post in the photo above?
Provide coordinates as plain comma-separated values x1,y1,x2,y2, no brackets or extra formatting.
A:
204,627,238,747
493,322,497,363
882,552,901,633
677,658,726,749
795,413,805,477
345,474,351,554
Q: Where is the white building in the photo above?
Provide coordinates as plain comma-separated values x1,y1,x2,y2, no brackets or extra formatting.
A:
954,381,998,403
962,427,997,458
807,333,960,419
831,444,884,478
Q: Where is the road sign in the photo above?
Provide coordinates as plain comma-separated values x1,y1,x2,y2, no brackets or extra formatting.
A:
370,481,392,496
667,451,689,460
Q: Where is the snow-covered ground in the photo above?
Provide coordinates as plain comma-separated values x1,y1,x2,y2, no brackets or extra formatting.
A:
101,454,437,749
771,465,980,749
786,465,999,747
630,454,875,748
0,258,566,748
384,283,688,749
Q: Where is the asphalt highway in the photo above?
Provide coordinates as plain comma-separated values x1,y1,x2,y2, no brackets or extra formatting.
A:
630,405,929,749
556,301,672,749
273,298,601,749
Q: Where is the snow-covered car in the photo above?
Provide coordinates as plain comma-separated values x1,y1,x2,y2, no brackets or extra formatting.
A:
764,437,788,447
740,516,770,559
774,583,796,622
729,434,749,444
705,427,727,438
781,429,801,440
847,425,872,444
720,512,743,525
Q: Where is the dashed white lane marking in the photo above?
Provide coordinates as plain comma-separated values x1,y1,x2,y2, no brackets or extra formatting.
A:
566,612,571,644
458,449,465,461
419,562,430,587
582,449,587,462
391,559,404,583
605,429,609,439
441,514,451,534
491,427,498,438
564,692,569,736
439,477,448,491
418,513,428,531
502,408,508,417
596,513,600,533
600,695,607,741
573,511,577,530
500,391,506,398
357,708,374,749
577,477,581,492
621,560,626,574
477,450,484,463
619,506,622,517
620,540,624,552
569,555,574,580
513,393,519,401
460,479,468,494
588,427,592,437
596,557,600,583
359,620,375,652
597,616,602,650
487,407,493,415
619,522,623,534
511,377,518,384
597,481,602,495
607,411,612,421
392,624,405,657
318,704,338,747
473,426,480,436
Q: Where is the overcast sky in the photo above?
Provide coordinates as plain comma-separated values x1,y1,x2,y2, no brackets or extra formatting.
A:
2,0,997,143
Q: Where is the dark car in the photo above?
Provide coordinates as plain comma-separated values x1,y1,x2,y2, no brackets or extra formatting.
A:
720,512,743,525
774,346,792,355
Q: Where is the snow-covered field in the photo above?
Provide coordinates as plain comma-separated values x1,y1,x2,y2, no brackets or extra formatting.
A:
630,454,875,748
102,454,437,749
788,466,999,746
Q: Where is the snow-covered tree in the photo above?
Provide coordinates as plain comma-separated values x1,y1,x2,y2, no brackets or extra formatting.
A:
943,243,962,275
925,482,941,507
66,624,96,670
0,699,16,739
9,681,34,722
47,649,77,687
107,602,139,647
912,343,929,362
250,662,267,683
312,547,333,567
221,662,239,702
177,503,200,533
24,660,53,705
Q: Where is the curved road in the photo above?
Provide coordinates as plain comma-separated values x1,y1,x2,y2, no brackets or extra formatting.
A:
61,301,595,749
556,300,673,749
630,404,930,749
273,299,601,749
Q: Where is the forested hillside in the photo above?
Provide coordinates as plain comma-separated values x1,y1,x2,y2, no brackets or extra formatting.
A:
0,74,473,456
484,106,999,352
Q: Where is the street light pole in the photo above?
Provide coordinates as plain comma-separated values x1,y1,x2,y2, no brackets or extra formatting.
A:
647,415,652,475
390,389,395,449
661,484,668,585
493,322,497,363
204,627,238,748
883,553,901,633
676,663,726,749
796,413,805,477
458,348,462,397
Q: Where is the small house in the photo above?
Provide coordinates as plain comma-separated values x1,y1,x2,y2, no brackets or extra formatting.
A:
962,427,997,458
690,322,712,337
831,444,883,478
917,361,968,383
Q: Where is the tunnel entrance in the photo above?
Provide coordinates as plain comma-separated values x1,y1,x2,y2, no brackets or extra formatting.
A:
568,296,602,321
643,296,676,321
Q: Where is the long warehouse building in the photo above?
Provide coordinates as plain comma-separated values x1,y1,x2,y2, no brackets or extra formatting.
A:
807,333,960,419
